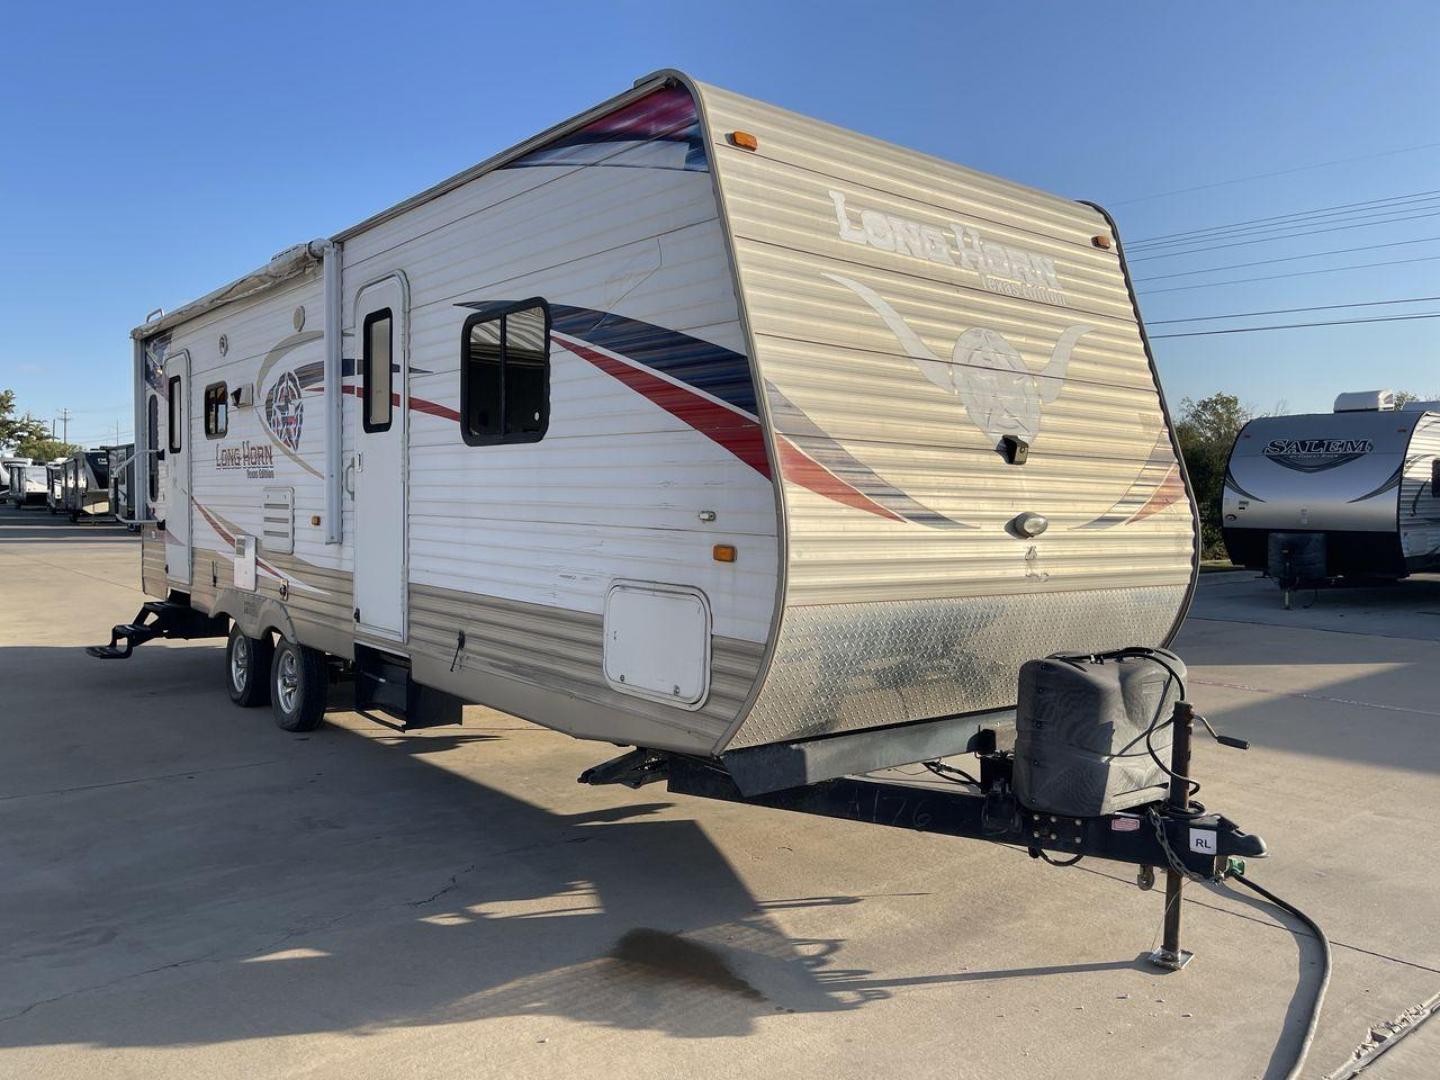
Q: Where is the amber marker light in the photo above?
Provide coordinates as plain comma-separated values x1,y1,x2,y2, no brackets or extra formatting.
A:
728,131,759,151
713,544,738,563
1091,234,1113,250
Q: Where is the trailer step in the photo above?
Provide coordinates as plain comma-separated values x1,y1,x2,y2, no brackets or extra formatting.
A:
86,599,227,659
353,644,464,729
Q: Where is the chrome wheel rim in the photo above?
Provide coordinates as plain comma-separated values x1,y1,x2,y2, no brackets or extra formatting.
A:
231,635,249,692
277,650,300,714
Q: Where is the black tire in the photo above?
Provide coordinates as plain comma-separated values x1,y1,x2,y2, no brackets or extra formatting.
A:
270,638,328,732
226,625,273,707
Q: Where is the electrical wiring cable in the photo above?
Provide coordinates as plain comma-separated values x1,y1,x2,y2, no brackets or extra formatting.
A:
1224,872,1332,1080
1128,188,1440,248
1146,295,1440,324
1136,254,1440,295
1150,312,1440,339
1132,235,1440,284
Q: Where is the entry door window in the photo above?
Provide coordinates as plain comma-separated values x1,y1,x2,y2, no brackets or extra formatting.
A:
167,375,183,453
363,310,393,432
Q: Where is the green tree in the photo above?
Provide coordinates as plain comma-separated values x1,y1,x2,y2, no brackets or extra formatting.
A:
11,433,81,461
1174,392,1252,560
0,390,79,460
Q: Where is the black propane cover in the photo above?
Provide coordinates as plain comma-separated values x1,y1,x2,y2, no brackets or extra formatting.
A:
1012,650,1185,818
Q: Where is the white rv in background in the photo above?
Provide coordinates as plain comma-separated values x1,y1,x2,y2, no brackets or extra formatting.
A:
6,460,47,508
94,71,1198,784
2,456,31,502
1224,389,1440,583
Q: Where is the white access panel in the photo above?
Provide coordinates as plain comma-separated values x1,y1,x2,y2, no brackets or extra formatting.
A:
603,582,712,709
234,535,257,591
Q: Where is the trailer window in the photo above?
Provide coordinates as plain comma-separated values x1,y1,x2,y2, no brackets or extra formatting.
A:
204,382,228,439
167,376,183,454
363,309,393,433
147,395,158,500
461,300,550,445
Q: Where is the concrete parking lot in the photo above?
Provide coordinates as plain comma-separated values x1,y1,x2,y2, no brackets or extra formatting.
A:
2,506,1437,1079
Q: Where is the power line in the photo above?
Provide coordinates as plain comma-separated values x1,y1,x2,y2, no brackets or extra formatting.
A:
1128,207,1440,262
1147,295,1440,325
1132,235,1440,283
1127,198,1440,256
1110,140,1440,206
1128,188,1440,247
1150,312,1440,339
1136,254,1440,295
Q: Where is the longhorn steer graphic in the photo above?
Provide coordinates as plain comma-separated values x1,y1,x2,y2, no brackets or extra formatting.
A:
825,273,1094,444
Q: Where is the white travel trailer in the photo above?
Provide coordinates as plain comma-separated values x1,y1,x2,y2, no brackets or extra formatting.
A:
93,71,1199,786
2,456,28,501
1223,390,1440,585
6,460,47,508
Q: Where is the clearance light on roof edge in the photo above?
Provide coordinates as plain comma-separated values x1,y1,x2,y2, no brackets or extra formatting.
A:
1091,234,1112,250
728,131,759,151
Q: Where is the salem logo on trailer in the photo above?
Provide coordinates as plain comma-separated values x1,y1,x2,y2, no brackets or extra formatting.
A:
1262,437,1374,472
265,371,305,451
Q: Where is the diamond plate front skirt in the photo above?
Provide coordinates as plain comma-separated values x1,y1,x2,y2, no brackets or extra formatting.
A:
720,583,1190,750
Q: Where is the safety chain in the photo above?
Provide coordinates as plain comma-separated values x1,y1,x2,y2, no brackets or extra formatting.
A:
1147,807,1223,884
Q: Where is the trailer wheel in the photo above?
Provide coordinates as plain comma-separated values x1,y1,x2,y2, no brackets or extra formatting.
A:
270,638,327,732
226,625,273,708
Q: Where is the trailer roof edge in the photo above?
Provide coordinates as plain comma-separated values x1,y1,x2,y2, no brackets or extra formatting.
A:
133,69,684,341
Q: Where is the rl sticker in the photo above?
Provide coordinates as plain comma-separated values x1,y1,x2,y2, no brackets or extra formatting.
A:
1189,829,1218,855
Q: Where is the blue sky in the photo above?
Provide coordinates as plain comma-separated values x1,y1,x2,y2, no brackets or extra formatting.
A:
2,1,1437,445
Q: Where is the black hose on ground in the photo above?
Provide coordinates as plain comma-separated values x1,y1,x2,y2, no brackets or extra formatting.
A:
1225,871,1332,1080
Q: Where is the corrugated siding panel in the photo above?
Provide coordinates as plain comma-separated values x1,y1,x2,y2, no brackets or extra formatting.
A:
699,85,1098,245
179,275,351,616
140,528,167,598
693,78,1195,747
701,80,1193,604
409,584,761,748
357,132,777,647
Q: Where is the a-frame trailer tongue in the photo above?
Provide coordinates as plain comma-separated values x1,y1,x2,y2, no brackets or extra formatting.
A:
583,698,1265,968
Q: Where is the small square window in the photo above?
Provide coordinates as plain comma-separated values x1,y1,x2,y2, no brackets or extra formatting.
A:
461,300,550,446
204,382,229,438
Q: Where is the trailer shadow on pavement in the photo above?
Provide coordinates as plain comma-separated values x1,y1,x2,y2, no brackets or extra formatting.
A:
0,640,1163,1052
0,511,136,543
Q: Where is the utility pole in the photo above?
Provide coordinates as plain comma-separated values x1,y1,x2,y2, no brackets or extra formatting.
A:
55,408,72,444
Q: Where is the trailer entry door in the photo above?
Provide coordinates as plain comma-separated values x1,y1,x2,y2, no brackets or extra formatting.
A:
160,349,192,584
352,277,408,641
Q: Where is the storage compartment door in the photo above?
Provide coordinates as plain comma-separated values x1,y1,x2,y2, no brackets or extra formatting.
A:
603,582,712,709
